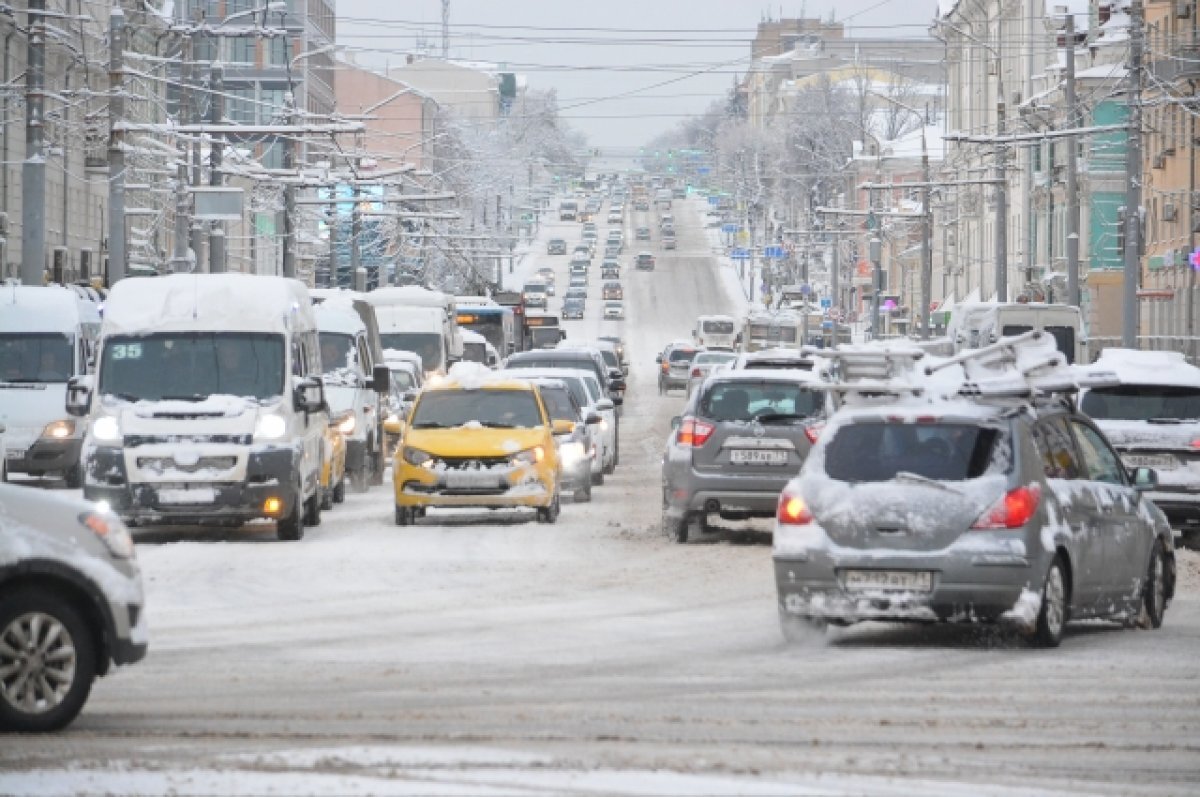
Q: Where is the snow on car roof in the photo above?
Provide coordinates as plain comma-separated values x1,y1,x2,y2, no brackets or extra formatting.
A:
461,329,488,343
313,301,365,336
0,284,100,334
101,274,314,335
1088,348,1200,388
440,361,532,391
365,286,452,309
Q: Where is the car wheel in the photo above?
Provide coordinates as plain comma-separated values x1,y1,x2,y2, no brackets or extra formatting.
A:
276,491,305,541
320,485,333,511
0,587,98,732
1032,555,1068,647
779,612,827,644
1137,539,1169,630
574,481,592,503
303,491,321,527
1180,528,1200,551
663,510,689,543
332,476,346,504
394,505,412,526
63,464,82,490
537,490,561,523
591,469,605,486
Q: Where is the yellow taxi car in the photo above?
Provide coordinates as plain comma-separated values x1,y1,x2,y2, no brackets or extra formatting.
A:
392,375,563,525
320,422,347,510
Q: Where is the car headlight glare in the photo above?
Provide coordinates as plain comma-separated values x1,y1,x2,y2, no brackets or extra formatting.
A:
254,413,288,441
403,446,434,467
42,419,75,440
335,412,357,435
559,441,586,465
511,446,545,466
79,510,134,559
92,415,121,443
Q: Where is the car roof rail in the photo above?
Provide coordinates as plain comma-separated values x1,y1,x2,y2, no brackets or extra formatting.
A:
800,343,929,402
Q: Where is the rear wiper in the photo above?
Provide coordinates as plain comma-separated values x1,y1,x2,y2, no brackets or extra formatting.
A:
756,412,809,424
0,378,41,384
412,422,449,429
892,471,963,495
1147,417,1195,425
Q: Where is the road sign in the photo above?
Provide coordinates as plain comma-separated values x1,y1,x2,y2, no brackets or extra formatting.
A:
730,248,751,260
721,223,739,233
697,166,711,175
762,246,786,259
820,298,832,308
708,196,721,207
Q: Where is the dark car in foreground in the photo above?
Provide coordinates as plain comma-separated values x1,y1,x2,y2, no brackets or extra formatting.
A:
0,484,147,731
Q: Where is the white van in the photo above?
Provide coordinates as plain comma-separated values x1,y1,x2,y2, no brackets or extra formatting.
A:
312,299,391,492
461,329,500,368
952,302,1084,364
693,314,739,350
66,274,329,541
0,286,100,486
366,287,463,377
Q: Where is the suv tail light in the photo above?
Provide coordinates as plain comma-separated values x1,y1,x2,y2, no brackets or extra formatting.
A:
777,491,813,524
803,422,824,444
677,418,715,447
972,485,1041,529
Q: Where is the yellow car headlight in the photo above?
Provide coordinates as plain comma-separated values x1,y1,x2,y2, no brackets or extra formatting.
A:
42,419,75,440
510,446,546,466
402,446,434,467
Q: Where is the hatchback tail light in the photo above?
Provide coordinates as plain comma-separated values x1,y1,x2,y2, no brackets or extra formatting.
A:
676,417,715,447
971,484,1041,529
777,491,814,524
691,367,703,378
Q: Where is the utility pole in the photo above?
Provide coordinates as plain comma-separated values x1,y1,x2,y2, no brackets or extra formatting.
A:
208,62,225,273
281,93,296,279
171,35,193,273
441,0,451,58
995,96,1008,302
1065,13,1081,308
21,0,47,285
920,132,933,339
189,31,204,268
1122,0,1144,347
870,235,882,339
105,5,126,285
350,183,362,283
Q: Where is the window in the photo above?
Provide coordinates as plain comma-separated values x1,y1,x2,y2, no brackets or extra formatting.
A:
823,421,1004,483
268,36,290,66
228,35,256,66
1071,421,1127,485
410,389,543,429
1030,416,1082,479
260,88,287,123
699,380,823,423
1081,384,1200,422
227,87,256,124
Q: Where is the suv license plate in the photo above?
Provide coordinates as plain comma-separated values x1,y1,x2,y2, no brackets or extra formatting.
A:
730,449,788,466
1123,453,1177,471
844,570,933,592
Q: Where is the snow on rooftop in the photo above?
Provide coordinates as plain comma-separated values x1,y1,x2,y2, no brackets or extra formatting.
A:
1090,348,1200,387
0,285,99,334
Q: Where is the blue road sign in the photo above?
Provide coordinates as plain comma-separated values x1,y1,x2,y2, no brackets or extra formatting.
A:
730,248,751,260
697,166,711,175
762,246,786,259
820,297,832,308
822,321,833,329
708,196,721,206
721,223,739,233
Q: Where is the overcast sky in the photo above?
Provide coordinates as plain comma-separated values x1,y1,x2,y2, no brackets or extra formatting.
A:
336,1,941,149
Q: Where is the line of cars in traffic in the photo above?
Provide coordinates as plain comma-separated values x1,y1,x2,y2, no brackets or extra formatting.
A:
658,319,1183,647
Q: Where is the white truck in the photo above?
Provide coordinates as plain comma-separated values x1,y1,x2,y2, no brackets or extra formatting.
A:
950,302,1085,364
365,287,464,378
66,274,330,540
740,309,802,352
0,286,100,486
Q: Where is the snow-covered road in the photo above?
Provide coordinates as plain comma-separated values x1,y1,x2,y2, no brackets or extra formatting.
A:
2,200,1198,796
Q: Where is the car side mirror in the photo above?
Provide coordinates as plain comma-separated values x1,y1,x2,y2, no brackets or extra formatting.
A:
403,389,418,403
585,412,602,425
596,398,615,412
608,368,623,381
670,415,681,429
1131,467,1158,492
551,419,576,436
294,376,325,414
65,375,93,417
655,354,663,364
368,364,390,393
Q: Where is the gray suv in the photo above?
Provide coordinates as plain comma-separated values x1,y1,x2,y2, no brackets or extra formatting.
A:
774,395,1176,647
662,371,825,542
0,484,147,731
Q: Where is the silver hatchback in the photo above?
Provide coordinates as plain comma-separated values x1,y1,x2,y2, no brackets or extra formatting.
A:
662,371,824,542
773,401,1177,647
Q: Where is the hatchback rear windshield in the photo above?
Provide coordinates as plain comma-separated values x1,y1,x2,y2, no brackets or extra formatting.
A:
699,380,823,422
824,422,1003,482
1081,384,1200,422
668,348,698,363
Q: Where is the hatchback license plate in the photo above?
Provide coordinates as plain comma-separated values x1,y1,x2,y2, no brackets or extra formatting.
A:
730,449,788,466
843,570,933,592
1123,453,1177,471
445,471,500,489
